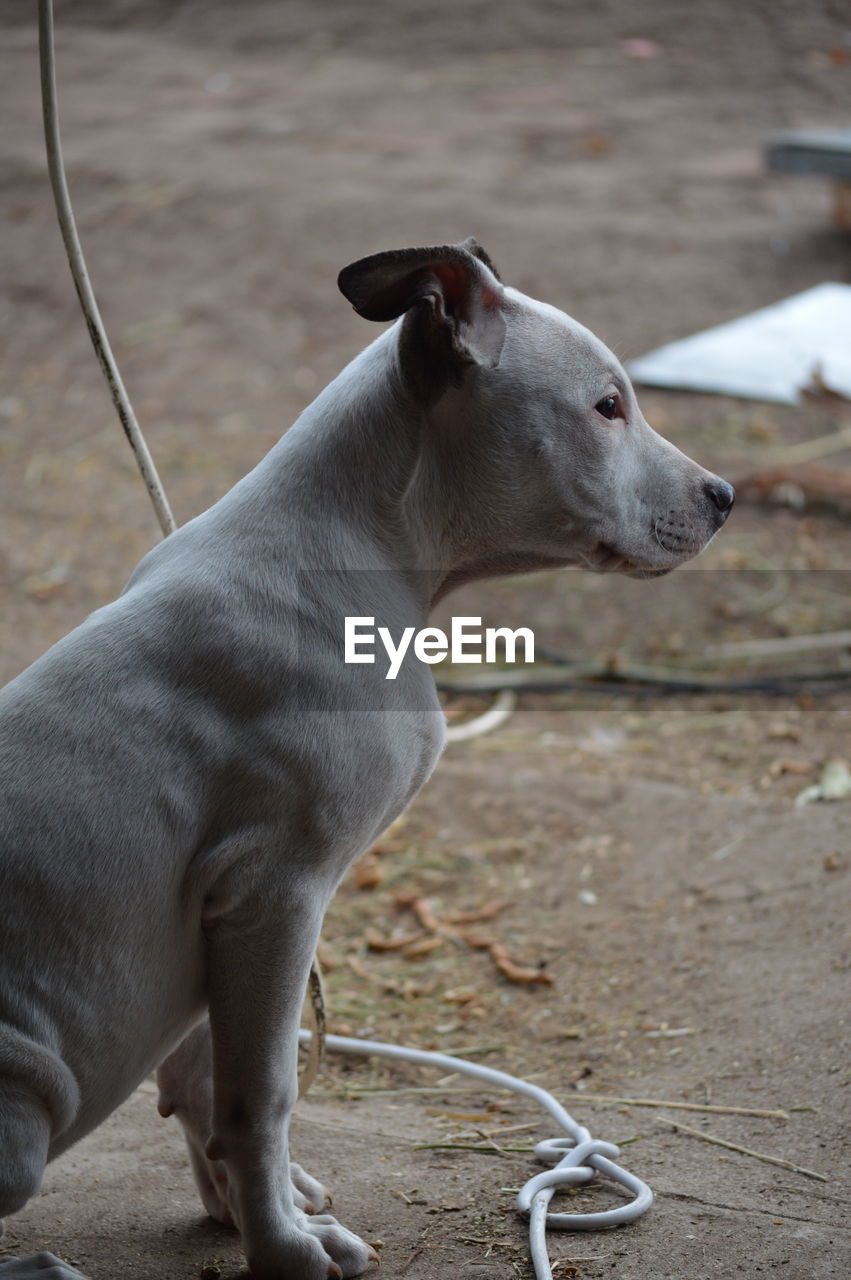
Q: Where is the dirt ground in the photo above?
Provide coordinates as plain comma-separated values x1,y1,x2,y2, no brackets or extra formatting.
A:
1,2,850,1278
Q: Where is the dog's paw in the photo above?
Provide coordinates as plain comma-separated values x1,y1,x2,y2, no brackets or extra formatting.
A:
248,1214,378,1279
289,1161,330,1214
307,1213,376,1274
191,1155,329,1228
301,1215,378,1278
0,1254,89,1278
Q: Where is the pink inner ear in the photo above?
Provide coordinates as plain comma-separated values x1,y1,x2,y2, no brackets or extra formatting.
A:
431,262,502,321
432,262,470,313
480,282,501,309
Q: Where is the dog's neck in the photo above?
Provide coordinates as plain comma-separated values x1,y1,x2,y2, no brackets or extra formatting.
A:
254,327,571,611
205,320,576,624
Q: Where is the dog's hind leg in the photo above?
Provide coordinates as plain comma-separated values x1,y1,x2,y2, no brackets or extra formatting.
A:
0,1071,86,1279
0,1080,51,1222
156,1019,329,1228
0,1028,80,1213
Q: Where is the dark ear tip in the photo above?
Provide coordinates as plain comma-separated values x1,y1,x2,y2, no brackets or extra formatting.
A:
460,237,502,282
338,240,501,311
337,262,385,319
337,255,400,318
337,261,360,307
337,240,503,324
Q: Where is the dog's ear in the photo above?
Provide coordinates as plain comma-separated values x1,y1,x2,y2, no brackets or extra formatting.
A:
338,238,506,371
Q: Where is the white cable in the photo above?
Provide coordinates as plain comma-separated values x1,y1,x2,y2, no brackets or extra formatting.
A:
299,1030,653,1280
38,0,176,538
444,688,517,742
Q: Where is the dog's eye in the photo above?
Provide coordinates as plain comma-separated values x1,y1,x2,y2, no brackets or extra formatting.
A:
595,395,620,421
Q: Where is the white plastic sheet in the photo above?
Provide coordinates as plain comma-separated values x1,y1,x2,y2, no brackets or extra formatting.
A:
627,283,851,405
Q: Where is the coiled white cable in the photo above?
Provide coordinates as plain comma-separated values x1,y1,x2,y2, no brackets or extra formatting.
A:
299,1030,653,1280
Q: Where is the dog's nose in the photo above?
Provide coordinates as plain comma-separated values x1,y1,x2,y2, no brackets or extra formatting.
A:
704,477,735,515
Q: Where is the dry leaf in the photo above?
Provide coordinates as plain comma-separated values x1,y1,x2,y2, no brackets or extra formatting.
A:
489,942,554,986
768,758,814,778
365,927,424,952
315,941,340,971
459,932,554,986
403,936,445,959
410,897,448,933
455,931,493,950
445,900,511,925
442,988,479,1005
353,851,384,889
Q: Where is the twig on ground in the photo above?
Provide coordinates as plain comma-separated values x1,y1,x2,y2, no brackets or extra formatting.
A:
575,1093,788,1119
656,1116,828,1182
308,1085,507,1099
412,1141,535,1154
479,1120,542,1137
399,1246,425,1274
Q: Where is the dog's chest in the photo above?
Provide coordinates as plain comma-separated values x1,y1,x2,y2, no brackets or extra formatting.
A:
295,706,446,863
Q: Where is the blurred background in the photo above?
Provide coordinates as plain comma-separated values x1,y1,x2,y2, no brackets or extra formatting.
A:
2,7,851,1279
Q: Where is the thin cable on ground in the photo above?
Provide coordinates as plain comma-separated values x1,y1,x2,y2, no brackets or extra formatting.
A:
37,0,175,538
437,664,851,698
300,1029,653,1280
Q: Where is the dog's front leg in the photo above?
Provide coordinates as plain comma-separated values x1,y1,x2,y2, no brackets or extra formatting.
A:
203,885,374,1280
156,1019,329,1225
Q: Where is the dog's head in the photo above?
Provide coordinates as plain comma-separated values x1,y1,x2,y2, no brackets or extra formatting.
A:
338,240,733,583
